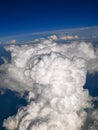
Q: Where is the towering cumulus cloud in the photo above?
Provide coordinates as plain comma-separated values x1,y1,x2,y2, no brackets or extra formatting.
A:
0,39,98,130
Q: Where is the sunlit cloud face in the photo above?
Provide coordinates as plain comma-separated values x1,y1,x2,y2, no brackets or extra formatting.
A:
0,37,98,130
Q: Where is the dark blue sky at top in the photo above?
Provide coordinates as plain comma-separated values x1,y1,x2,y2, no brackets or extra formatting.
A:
0,0,98,37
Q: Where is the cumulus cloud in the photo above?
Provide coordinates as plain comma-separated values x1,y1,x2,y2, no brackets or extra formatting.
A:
60,35,79,40
0,38,98,130
48,35,58,40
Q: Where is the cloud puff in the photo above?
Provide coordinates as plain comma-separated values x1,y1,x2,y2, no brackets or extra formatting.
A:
48,35,58,40
60,35,79,40
0,38,98,130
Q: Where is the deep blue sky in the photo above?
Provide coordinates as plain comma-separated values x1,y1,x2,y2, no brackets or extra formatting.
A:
0,0,98,37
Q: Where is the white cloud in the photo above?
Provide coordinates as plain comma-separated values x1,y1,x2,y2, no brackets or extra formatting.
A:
48,35,58,40
6,39,16,44
60,35,79,40
0,38,98,130
3,55,91,130
10,39,16,44
26,38,46,44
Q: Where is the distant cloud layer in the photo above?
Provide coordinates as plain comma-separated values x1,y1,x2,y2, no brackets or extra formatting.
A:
0,37,98,130
60,35,79,40
10,39,16,44
5,39,16,44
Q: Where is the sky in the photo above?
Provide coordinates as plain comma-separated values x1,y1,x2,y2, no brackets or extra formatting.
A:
0,0,98,37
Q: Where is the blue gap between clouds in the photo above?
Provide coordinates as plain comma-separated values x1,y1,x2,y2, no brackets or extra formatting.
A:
0,89,27,130
84,73,98,108
0,45,27,130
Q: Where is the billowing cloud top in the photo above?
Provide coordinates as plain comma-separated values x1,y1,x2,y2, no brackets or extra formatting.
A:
0,38,98,130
